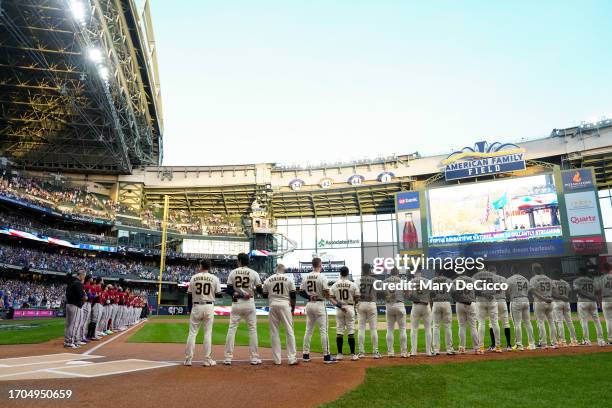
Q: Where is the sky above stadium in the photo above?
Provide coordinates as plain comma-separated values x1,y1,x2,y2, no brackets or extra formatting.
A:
150,0,612,167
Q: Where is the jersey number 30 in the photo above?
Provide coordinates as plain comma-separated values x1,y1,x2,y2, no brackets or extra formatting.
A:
194,282,211,296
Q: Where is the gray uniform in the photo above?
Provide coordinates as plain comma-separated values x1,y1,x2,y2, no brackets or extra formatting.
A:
472,270,501,348
431,275,454,353
383,275,407,356
506,274,534,347
452,275,478,351
494,275,510,329
573,276,604,344
357,275,379,355
529,274,558,347
599,273,612,341
551,279,577,344
408,275,432,355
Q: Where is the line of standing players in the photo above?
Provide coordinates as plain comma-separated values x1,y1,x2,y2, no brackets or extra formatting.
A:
184,255,612,366
64,271,147,348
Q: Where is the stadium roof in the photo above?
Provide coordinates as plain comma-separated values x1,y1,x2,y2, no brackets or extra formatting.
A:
0,0,163,174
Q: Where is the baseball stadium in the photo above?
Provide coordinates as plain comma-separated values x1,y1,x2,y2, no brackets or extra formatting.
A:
1,1,612,407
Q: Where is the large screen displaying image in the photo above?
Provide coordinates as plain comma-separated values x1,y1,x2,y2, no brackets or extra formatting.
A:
427,174,562,245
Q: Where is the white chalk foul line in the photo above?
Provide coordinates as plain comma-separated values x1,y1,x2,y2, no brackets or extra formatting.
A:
83,320,145,356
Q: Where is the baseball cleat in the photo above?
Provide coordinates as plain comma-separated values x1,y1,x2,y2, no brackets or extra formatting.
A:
372,352,382,359
78,341,87,346
570,340,578,347
387,353,395,358
302,354,311,362
223,359,232,366
357,353,366,359
551,344,559,349
336,354,344,361
486,346,495,352
457,346,466,354
400,352,409,358
505,347,512,352
184,358,192,366
64,343,77,349
582,340,592,346
350,354,359,361
288,359,299,365
528,344,536,351
203,360,217,367
512,344,524,351
494,346,503,353
597,340,606,347
250,359,262,365
476,347,485,355
323,354,337,364
446,349,456,355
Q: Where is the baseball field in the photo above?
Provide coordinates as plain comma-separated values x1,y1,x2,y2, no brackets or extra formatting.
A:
1,316,610,407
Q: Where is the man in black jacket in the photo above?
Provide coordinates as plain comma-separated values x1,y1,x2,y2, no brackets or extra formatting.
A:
64,271,86,348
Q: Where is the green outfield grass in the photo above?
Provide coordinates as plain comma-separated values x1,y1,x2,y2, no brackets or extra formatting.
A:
128,317,608,354
0,318,65,345
321,353,612,408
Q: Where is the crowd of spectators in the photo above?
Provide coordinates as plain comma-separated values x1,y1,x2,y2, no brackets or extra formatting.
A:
0,171,246,237
0,243,240,283
0,278,65,309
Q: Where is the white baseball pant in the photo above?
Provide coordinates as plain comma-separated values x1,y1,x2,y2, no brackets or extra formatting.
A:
303,301,330,355
385,302,407,355
476,301,500,348
185,304,215,364
224,300,259,361
553,301,577,343
357,301,379,354
410,303,431,355
510,300,534,347
577,301,604,343
534,301,558,346
456,302,478,350
432,301,453,353
268,300,297,364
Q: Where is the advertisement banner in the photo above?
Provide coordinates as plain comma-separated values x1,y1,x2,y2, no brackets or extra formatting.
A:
13,309,56,318
562,169,595,191
564,190,602,236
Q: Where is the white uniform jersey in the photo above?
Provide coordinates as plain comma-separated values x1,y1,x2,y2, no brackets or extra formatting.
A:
227,267,262,299
187,272,221,303
330,278,359,305
300,272,329,299
262,273,296,302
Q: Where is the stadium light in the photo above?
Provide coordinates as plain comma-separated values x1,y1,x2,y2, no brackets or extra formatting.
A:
98,66,110,81
69,0,87,24
87,48,103,63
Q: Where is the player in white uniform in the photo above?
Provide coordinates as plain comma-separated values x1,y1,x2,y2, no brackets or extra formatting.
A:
488,267,512,351
330,266,360,361
573,267,605,346
472,266,502,353
300,257,339,364
600,263,612,345
262,264,298,365
431,269,455,355
383,267,408,358
224,253,263,365
357,264,381,359
506,271,535,351
551,278,577,347
528,263,558,349
408,269,433,356
185,260,222,367
451,273,479,354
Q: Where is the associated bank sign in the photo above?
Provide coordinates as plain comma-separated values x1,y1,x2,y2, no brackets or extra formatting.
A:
443,141,526,181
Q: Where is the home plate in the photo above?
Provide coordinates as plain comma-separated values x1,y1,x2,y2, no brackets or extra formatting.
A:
48,359,176,378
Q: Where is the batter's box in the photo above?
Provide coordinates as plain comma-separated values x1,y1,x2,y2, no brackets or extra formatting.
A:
0,353,103,367
47,359,176,378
